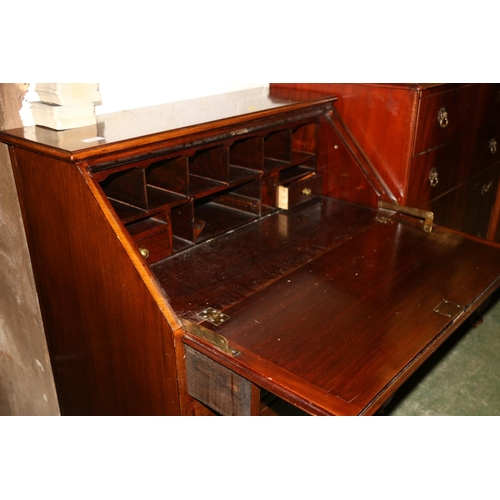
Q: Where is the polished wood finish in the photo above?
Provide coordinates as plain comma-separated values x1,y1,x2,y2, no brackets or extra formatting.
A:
1,88,332,162
2,88,500,415
186,215,500,415
271,83,500,239
179,199,500,415
153,199,378,323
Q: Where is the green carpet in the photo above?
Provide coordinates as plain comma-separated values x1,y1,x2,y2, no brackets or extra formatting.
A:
385,289,500,416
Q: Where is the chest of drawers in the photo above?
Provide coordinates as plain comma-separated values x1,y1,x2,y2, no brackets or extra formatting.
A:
2,87,500,415
271,83,500,241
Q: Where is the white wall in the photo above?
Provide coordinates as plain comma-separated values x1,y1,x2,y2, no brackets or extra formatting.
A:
22,83,268,126
96,82,268,115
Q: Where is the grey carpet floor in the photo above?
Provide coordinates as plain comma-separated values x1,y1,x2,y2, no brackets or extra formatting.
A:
385,289,500,416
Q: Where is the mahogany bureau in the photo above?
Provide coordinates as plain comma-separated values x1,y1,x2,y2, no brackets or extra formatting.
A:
2,87,500,415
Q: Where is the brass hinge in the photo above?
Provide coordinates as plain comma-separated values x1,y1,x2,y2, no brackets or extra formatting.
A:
181,318,239,356
433,300,464,319
377,201,434,233
196,307,230,326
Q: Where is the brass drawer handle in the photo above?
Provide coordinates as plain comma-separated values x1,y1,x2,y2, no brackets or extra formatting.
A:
139,247,150,259
429,167,439,187
437,107,449,128
302,187,312,196
481,181,493,196
489,138,497,154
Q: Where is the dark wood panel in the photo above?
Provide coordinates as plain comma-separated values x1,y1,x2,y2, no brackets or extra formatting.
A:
271,83,422,204
489,171,500,242
152,198,379,322
194,218,500,415
315,114,380,207
424,164,500,234
413,85,476,154
414,84,500,155
408,132,476,207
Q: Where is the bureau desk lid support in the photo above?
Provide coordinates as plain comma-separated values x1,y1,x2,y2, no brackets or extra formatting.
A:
377,200,435,233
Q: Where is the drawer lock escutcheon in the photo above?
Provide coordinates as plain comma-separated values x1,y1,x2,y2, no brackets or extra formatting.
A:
481,181,493,196
489,138,497,155
437,107,449,128
429,167,439,187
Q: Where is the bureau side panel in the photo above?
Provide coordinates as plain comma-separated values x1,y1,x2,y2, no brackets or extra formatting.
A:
10,148,180,415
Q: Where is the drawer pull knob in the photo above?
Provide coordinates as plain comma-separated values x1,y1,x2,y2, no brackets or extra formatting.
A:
437,107,449,128
139,247,150,259
429,167,439,187
481,181,493,196
489,138,497,154
302,187,312,196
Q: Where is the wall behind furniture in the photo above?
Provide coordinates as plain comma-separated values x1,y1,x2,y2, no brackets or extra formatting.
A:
0,84,60,415
22,83,268,124
1,83,267,415
96,82,267,114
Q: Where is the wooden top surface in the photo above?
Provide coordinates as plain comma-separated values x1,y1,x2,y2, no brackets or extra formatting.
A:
0,88,335,162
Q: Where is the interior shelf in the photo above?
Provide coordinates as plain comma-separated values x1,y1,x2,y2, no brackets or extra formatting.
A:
193,199,260,244
188,175,226,199
146,185,188,210
108,198,147,223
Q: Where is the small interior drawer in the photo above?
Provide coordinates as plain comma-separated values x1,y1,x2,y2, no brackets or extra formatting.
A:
277,172,322,210
132,227,172,264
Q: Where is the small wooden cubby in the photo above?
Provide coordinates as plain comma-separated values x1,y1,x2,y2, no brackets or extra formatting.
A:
98,121,321,262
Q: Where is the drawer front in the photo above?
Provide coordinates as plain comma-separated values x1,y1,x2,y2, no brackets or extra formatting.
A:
474,121,500,172
474,165,500,221
409,123,500,208
409,133,475,207
277,173,322,210
424,165,500,234
467,216,492,240
133,228,172,264
414,84,496,155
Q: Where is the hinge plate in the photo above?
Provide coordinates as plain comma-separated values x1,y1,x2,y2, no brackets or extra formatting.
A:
196,307,230,326
433,300,464,319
